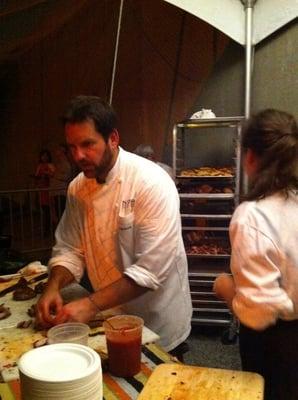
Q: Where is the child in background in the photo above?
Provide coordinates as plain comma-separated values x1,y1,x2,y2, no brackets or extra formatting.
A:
35,149,55,236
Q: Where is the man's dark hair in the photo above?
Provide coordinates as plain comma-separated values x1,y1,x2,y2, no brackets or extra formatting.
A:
243,108,298,200
62,96,117,142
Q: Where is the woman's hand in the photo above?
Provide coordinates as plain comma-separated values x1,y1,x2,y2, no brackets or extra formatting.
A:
213,273,236,311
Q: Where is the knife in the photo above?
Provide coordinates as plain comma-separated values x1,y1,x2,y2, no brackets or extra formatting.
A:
0,272,48,297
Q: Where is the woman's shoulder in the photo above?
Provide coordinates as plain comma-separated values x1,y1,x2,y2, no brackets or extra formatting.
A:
232,200,256,220
231,192,297,230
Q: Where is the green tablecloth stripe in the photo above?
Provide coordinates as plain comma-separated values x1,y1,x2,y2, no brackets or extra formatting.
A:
0,382,15,400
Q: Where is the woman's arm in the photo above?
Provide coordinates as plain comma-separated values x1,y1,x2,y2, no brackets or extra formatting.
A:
229,218,294,330
213,273,235,311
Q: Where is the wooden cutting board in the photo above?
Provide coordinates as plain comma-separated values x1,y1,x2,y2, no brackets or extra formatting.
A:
137,363,264,400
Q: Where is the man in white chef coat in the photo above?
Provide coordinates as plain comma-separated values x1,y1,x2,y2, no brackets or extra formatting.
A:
37,95,192,352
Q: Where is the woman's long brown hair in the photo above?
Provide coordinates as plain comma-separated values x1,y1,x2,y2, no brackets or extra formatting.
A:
242,109,298,201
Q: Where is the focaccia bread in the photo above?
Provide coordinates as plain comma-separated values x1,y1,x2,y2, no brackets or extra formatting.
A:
179,166,234,177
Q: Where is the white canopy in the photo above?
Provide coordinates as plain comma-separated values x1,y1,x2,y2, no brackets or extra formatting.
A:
163,0,298,45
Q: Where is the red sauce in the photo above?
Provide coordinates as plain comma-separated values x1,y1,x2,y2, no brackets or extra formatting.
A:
106,335,142,377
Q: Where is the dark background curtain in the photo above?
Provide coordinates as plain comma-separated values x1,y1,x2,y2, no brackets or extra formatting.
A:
0,0,230,189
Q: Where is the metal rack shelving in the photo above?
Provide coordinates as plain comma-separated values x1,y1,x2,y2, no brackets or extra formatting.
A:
173,116,244,329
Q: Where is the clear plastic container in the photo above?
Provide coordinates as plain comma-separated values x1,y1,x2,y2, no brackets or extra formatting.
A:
47,323,90,346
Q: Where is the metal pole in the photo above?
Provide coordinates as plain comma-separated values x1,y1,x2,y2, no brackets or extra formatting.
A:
241,0,257,193
109,0,124,105
242,0,256,119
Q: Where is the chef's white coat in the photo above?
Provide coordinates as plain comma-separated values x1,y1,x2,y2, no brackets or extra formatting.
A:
49,147,192,351
230,190,298,330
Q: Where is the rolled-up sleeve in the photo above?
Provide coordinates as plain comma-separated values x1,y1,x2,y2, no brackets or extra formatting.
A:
124,179,182,290
230,216,294,330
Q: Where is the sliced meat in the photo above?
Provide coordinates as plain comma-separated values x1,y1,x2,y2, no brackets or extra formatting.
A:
17,320,32,329
13,285,36,301
27,304,36,317
34,281,46,294
0,304,11,320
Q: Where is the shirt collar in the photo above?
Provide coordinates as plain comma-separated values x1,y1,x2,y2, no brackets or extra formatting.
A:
104,146,122,185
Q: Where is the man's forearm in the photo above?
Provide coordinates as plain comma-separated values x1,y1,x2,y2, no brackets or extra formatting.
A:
89,275,149,312
48,265,75,290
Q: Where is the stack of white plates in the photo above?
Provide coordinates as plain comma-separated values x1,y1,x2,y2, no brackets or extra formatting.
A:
18,343,102,400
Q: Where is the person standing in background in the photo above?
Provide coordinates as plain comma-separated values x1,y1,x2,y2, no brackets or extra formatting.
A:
50,144,73,225
214,109,298,400
34,149,55,237
133,144,174,179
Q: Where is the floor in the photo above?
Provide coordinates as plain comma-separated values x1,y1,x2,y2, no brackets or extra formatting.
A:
184,325,241,371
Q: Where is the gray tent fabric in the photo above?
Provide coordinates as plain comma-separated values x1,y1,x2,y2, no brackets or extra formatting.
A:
163,0,298,45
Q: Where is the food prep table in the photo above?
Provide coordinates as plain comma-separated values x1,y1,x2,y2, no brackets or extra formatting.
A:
0,273,264,399
0,343,264,400
0,343,180,400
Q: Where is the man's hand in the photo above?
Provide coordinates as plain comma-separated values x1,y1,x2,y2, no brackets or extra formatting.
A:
36,283,64,328
36,265,75,328
52,297,98,325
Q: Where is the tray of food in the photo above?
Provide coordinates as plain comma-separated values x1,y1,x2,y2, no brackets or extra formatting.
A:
177,166,234,178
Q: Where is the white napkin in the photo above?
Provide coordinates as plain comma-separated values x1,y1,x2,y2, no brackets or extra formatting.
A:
190,108,216,119
19,261,48,276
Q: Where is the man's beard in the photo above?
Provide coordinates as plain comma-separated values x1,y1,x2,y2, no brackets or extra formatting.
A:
94,145,114,183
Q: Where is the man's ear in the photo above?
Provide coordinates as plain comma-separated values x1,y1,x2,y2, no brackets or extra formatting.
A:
109,129,119,149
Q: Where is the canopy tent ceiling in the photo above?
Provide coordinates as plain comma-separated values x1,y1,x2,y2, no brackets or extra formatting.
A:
0,0,296,191
0,0,90,64
163,0,298,45
1,0,297,62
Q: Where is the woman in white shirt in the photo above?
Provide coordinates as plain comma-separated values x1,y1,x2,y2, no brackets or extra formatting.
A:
214,109,298,400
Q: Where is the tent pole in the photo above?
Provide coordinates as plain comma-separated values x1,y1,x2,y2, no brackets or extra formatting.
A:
242,0,256,119
241,0,256,193
109,0,124,105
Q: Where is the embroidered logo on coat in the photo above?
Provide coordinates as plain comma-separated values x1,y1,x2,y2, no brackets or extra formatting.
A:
121,199,135,214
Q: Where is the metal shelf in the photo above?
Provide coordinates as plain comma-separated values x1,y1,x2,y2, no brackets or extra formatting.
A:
191,299,226,306
173,116,243,329
176,175,234,179
193,307,230,313
187,254,230,258
179,193,234,199
183,226,229,232
191,317,231,327
188,272,229,279
190,291,216,297
176,116,245,129
181,213,232,219
189,279,214,287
